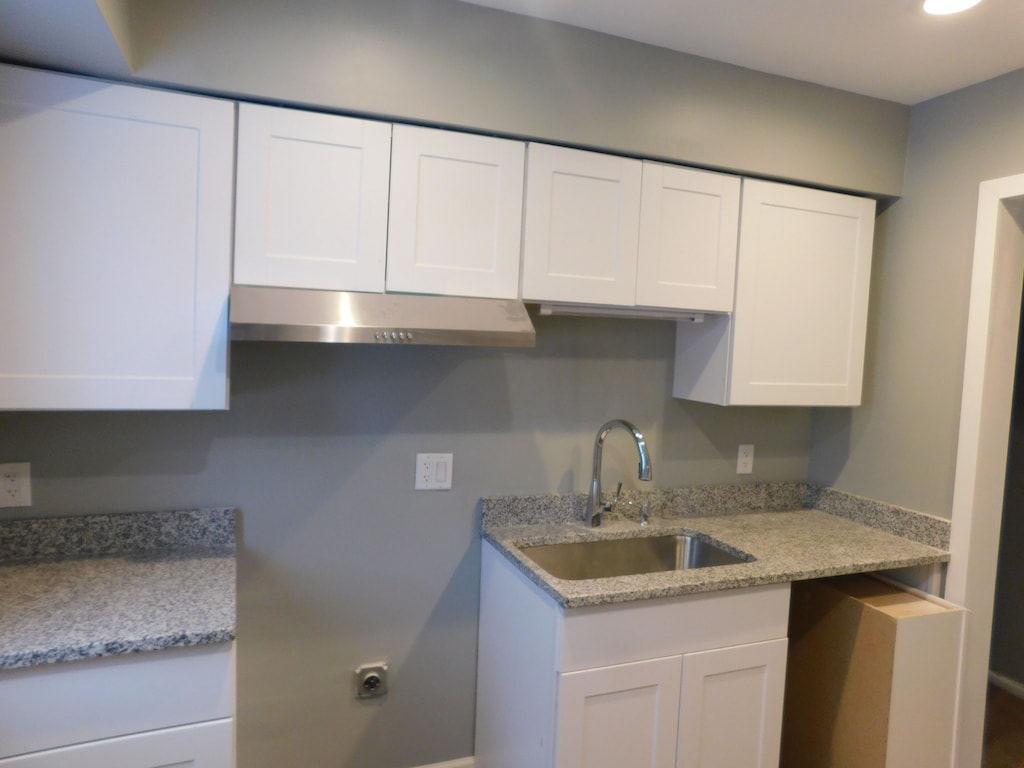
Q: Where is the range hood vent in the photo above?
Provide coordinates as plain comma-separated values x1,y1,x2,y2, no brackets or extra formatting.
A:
230,285,536,347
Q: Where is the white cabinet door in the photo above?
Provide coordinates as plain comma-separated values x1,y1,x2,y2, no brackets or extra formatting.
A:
557,656,682,768
730,180,875,405
234,103,392,293
677,639,787,768
637,163,740,312
673,179,875,406
386,125,525,299
521,143,642,306
0,64,233,410
0,719,233,768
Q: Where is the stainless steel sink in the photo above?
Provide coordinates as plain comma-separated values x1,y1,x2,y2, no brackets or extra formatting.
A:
520,534,752,580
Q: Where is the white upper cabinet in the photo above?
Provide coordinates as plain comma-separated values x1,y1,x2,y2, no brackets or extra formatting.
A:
235,109,525,300
234,103,392,293
674,179,876,406
0,64,234,410
386,125,525,299
636,162,740,312
521,144,740,313
521,143,643,307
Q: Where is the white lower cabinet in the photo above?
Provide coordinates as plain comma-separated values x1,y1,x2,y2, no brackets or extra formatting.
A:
678,639,787,768
0,720,232,768
557,656,682,768
0,644,235,768
475,541,790,768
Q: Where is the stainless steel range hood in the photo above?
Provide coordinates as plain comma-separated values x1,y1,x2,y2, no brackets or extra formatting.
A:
230,285,536,347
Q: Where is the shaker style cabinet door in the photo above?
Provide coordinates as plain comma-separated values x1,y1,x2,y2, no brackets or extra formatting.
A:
233,103,392,293
677,639,788,768
674,179,875,406
728,180,875,405
0,64,233,410
386,124,525,299
636,163,740,312
556,656,683,768
521,143,643,306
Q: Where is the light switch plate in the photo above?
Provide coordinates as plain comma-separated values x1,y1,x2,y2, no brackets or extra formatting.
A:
415,453,453,490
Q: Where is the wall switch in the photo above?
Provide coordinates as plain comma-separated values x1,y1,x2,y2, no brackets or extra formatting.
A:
0,462,32,507
415,453,453,490
736,445,754,475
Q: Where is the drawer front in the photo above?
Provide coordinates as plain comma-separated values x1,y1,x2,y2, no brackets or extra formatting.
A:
0,643,234,758
559,583,790,672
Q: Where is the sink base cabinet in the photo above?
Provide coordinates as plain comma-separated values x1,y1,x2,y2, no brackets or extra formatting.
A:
678,639,787,768
475,541,790,768
557,656,682,768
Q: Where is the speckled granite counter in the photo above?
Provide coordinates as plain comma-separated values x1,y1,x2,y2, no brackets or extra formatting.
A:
0,509,236,670
482,484,950,608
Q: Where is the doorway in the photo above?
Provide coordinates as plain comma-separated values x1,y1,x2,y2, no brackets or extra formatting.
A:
947,175,1024,767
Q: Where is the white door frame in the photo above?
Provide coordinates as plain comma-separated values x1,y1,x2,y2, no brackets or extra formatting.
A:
946,173,1024,767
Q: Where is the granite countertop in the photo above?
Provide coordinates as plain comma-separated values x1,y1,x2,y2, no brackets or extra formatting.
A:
482,484,951,609
0,509,236,670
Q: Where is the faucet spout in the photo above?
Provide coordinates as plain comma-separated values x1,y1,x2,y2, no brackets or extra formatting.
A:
586,419,653,527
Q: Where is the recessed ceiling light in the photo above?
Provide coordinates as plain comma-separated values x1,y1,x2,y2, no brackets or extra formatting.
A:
923,0,983,14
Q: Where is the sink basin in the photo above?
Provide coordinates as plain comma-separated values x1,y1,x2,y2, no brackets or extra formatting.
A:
520,534,752,580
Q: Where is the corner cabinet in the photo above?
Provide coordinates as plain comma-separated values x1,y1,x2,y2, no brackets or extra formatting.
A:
234,105,525,299
475,542,790,768
673,179,876,406
520,143,740,313
0,64,234,410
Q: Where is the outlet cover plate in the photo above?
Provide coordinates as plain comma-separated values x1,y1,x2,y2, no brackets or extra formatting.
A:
0,462,32,507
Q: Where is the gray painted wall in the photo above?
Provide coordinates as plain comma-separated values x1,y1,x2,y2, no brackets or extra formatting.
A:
3,0,908,196
809,66,1024,517
807,68,1024,687
0,318,811,766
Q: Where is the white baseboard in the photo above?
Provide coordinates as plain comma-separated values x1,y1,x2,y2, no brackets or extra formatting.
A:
989,670,1024,699
414,758,475,768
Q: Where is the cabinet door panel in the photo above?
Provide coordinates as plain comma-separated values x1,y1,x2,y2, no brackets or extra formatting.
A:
557,656,681,768
0,719,233,768
637,164,739,312
386,125,524,299
729,180,875,405
677,639,787,768
522,144,642,306
0,64,232,410
234,103,391,293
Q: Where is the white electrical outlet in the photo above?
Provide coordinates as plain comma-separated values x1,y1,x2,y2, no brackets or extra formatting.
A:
415,453,453,490
737,445,754,475
0,462,32,507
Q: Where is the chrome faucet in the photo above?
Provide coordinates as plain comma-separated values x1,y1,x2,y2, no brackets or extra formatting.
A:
586,419,653,527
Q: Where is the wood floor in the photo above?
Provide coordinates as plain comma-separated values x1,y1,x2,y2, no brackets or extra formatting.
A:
985,683,1024,767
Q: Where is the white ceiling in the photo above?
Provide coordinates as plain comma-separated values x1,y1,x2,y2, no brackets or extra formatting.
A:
458,0,1024,104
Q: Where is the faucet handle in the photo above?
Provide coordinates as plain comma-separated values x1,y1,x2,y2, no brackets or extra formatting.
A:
603,481,623,512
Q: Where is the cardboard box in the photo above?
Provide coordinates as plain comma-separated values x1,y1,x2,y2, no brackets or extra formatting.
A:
781,574,965,768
